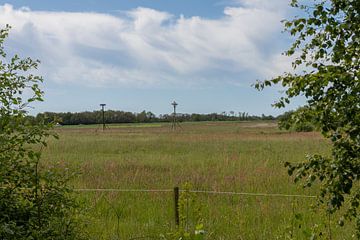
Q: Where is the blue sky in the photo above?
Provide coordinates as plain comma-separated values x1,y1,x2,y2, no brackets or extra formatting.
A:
0,0,305,116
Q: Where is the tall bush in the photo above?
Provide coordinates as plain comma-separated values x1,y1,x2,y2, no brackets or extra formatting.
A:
0,25,84,240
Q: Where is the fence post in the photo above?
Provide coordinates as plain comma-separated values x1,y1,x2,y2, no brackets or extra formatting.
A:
174,187,180,226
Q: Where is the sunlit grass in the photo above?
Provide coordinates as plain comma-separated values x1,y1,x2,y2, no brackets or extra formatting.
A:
41,121,352,239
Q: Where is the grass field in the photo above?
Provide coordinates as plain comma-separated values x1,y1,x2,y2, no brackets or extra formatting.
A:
41,121,352,239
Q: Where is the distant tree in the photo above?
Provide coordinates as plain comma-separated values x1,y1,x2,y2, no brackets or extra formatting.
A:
256,0,360,234
242,112,246,120
35,110,287,125
136,110,148,123
146,111,155,121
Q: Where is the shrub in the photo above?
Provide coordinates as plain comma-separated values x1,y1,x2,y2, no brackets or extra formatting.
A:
0,25,85,240
277,107,317,132
294,122,314,132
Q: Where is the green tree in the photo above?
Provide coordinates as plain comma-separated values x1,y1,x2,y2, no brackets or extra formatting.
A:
0,25,85,239
255,0,360,234
278,107,318,132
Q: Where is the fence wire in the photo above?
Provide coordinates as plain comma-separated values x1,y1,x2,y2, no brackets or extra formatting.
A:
73,188,316,198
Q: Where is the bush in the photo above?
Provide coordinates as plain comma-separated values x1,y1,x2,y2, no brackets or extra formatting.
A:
294,122,314,132
277,108,317,132
0,25,85,240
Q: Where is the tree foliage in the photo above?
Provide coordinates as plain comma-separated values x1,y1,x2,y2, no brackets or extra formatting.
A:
0,25,84,239
256,0,360,234
278,107,318,132
33,111,273,125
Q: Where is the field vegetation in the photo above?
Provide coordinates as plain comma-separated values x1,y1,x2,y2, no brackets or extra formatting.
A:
41,121,353,239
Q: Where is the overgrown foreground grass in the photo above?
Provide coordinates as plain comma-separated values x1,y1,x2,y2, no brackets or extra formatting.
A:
42,121,353,239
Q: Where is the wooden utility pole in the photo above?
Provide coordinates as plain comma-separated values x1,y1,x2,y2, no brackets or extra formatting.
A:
100,103,106,131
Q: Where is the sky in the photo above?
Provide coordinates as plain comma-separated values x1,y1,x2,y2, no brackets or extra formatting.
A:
0,0,305,116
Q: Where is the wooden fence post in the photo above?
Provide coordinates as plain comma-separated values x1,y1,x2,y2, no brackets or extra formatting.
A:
174,187,180,226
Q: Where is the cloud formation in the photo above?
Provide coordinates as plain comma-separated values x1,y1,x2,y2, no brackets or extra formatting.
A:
0,2,292,88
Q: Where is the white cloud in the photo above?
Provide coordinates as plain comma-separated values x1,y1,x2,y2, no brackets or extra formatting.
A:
0,2,292,88
231,0,290,11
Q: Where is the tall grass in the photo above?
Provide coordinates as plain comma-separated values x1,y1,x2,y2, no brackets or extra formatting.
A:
41,121,352,239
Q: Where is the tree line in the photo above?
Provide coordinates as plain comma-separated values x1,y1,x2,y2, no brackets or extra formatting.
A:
31,110,277,125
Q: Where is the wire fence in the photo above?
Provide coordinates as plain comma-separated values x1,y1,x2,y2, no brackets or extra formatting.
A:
73,187,317,198
1,185,316,198
0,185,318,198
74,186,319,237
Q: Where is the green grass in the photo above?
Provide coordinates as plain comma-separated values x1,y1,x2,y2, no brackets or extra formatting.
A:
41,121,352,239
57,122,166,129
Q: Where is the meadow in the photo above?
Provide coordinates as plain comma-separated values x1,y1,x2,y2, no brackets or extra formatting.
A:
41,121,353,239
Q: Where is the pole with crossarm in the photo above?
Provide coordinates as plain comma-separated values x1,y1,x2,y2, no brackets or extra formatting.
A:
171,101,178,130
100,103,106,131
